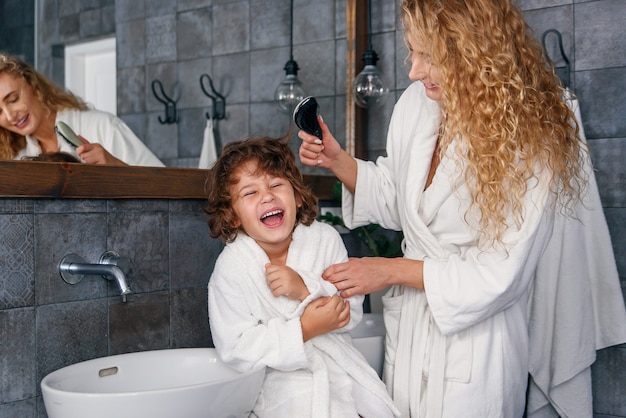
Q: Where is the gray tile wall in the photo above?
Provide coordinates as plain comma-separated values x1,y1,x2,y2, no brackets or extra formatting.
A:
0,198,222,417
25,0,626,417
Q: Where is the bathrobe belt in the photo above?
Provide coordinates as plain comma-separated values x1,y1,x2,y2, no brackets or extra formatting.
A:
392,284,446,418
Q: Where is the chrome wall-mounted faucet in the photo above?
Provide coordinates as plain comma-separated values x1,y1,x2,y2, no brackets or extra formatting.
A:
58,251,132,302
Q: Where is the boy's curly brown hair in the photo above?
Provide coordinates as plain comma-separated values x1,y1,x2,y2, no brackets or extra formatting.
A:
204,136,318,243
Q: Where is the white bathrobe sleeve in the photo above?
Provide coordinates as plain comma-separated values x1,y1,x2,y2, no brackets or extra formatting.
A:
288,221,364,332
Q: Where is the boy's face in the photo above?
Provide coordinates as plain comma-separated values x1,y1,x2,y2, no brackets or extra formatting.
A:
229,162,300,254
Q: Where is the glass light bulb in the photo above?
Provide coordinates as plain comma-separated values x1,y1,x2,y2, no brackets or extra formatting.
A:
353,64,389,108
275,74,305,113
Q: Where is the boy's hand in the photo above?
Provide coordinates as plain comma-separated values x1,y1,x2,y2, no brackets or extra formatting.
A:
300,295,350,342
265,263,310,301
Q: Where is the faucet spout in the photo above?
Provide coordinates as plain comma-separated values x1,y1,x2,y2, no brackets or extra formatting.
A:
59,252,133,302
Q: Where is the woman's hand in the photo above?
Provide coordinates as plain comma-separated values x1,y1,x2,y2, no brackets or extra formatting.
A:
298,115,358,193
298,115,343,170
300,295,350,342
265,263,310,301
76,135,127,165
323,257,425,298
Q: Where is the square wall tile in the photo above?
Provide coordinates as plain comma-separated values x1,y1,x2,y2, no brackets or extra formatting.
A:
212,52,251,105
0,214,34,309
169,211,222,289
250,0,289,50
146,62,178,112
145,15,177,63
212,2,250,55
109,291,170,354
176,57,213,109
250,47,286,103
177,8,213,61
587,138,626,208
36,300,108,388
293,0,335,45
115,0,146,23
79,9,103,38
575,0,626,71
116,19,146,68
107,211,169,294
118,66,146,114
576,68,626,140
34,213,108,305
0,307,35,404
171,286,212,348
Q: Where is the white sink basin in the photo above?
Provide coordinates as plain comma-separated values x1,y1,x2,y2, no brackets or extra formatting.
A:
41,348,265,418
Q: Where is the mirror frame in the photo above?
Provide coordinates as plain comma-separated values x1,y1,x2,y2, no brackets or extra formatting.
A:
0,160,338,200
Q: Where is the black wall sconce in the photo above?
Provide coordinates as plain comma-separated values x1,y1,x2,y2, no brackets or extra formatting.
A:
200,73,226,120
151,79,179,124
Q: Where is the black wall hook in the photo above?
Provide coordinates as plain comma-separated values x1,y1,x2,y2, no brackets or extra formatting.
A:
199,74,226,120
541,29,571,89
151,79,179,124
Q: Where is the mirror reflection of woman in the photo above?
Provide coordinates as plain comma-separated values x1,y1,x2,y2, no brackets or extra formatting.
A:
0,53,163,166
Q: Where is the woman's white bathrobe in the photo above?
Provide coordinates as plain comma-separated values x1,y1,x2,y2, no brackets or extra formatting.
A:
16,108,164,166
341,81,626,417
208,221,400,418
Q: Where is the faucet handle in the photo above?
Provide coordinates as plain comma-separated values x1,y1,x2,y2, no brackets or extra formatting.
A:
58,253,87,284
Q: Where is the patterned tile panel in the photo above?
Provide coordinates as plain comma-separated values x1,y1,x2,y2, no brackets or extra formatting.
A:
0,214,35,309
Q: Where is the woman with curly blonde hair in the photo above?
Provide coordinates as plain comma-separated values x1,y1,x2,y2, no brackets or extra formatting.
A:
0,53,162,166
297,0,623,416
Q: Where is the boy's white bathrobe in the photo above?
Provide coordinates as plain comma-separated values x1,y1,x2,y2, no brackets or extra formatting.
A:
341,82,626,417
208,221,400,418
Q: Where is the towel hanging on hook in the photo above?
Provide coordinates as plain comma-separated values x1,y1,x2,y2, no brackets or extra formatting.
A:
199,74,226,120
151,79,179,124
541,29,571,89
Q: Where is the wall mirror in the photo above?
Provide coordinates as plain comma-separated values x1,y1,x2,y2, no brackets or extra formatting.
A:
0,1,368,200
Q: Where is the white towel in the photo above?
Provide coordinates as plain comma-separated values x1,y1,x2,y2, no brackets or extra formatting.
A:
198,116,217,169
526,92,626,417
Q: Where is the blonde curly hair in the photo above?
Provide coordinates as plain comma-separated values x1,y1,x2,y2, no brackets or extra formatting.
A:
402,0,588,248
0,53,88,159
